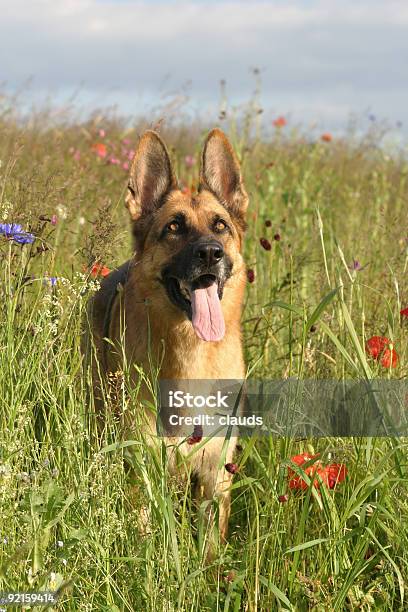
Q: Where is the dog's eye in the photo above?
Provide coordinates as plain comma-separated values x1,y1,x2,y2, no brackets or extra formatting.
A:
214,219,228,233
167,221,180,233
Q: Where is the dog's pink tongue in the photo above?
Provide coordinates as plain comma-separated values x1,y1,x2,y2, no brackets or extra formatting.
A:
191,282,225,342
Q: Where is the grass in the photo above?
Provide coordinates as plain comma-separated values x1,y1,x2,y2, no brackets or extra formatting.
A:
0,98,407,610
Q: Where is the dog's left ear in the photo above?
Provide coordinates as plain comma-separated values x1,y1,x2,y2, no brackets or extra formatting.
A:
199,128,248,223
126,130,177,221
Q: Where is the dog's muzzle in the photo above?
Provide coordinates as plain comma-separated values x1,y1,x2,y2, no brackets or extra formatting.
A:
162,238,232,342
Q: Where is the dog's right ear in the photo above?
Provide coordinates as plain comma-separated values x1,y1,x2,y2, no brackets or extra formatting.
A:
126,131,177,221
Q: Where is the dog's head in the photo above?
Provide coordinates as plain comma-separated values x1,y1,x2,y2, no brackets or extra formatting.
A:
125,128,248,342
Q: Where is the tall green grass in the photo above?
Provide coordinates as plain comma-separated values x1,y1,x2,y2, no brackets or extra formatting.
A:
0,100,407,610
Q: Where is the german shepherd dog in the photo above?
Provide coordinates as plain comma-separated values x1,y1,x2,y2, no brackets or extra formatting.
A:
84,128,248,548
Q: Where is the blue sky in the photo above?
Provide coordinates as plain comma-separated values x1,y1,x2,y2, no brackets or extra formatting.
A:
1,0,407,137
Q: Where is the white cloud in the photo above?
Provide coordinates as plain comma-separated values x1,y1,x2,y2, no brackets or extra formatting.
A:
0,0,407,130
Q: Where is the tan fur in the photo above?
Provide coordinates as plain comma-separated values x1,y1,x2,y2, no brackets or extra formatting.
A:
84,128,248,550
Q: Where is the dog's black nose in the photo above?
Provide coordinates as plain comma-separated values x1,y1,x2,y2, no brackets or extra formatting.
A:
193,241,224,267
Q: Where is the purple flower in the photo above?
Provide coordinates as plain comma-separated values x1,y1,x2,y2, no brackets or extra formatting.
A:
348,259,366,272
43,277,58,287
0,223,35,245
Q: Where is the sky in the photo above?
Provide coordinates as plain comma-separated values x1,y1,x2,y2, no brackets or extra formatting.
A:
1,0,407,136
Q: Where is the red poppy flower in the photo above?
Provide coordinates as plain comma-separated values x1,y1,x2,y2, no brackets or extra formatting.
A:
278,494,288,503
381,348,398,368
225,462,239,474
288,454,346,490
90,263,111,278
91,142,107,158
260,237,272,251
366,336,389,358
400,307,408,319
366,336,398,368
321,133,333,142
324,464,347,489
273,116,287,128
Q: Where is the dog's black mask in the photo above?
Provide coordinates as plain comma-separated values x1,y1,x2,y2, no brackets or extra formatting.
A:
161,236,233,321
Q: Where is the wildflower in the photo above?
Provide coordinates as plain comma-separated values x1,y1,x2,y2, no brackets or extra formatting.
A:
278,494,288,503
381,347,398,368
247,269,255,283
43,277,58,287
184,155,196,168
260,237,272,251
122,162,129,171
123,138,131,146
225,463,239,474
366,336,388,358
2,537,8,545
92,142,107,158
265,220,272,227
366,336,398,368
51,214,58,226
288,453,347,490
321,133,333,142
400,307,408,319
349,259,366,272
89,263,111,278
0,223,35,244
57,540,64,548
323,464,347,489
273,233,281,241
273,116,287,128
186,424,203,445
98,129,106,138
108,156,120,165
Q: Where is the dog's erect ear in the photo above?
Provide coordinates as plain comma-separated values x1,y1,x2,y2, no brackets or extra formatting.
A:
200,128,248,222
126,130,177,220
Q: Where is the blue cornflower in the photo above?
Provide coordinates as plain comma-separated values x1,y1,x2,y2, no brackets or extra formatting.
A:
43,277,58,287
0,223,35,244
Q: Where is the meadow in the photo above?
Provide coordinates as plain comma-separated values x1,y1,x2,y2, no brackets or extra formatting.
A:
0,97,407,610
